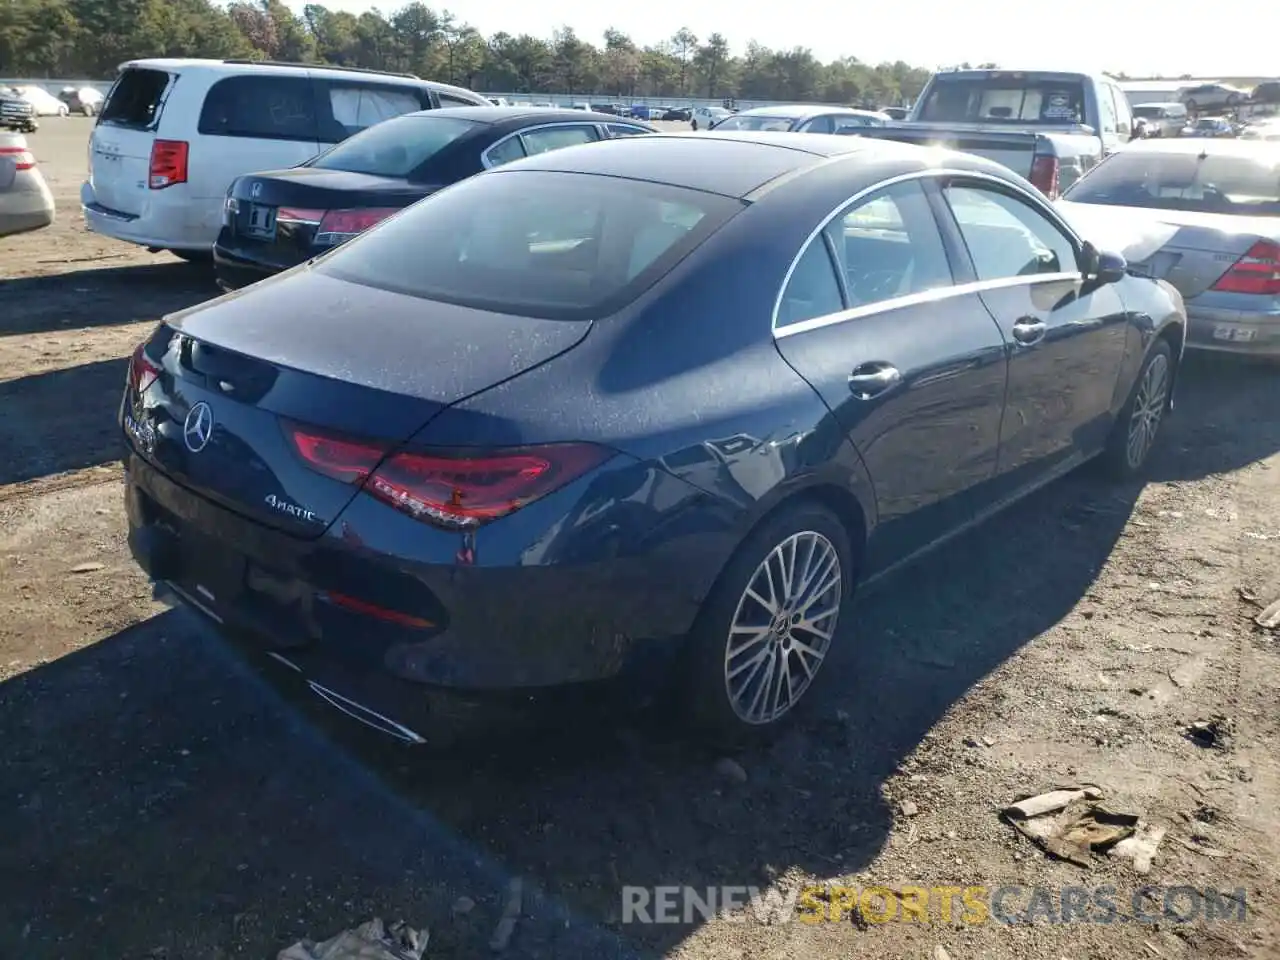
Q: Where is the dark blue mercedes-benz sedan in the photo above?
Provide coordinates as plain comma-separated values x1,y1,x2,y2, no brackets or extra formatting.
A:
121,132,1186,743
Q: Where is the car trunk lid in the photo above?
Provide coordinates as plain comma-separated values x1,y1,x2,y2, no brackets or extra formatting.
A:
1059,201,1280,297
225,168,435,267
128,270,593,538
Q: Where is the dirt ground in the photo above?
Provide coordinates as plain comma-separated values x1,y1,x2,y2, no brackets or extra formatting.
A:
1,118,1278,960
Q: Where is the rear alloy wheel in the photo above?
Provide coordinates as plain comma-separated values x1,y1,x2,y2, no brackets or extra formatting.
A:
1101,339,1173,479
684,503,853,740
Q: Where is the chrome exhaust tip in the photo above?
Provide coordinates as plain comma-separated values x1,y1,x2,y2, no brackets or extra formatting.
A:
306,681,427,745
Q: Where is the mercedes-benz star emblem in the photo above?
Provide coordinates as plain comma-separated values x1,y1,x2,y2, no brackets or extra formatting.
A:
183,402,214,453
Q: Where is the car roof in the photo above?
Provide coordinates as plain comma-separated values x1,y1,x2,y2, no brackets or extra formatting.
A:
118,57,470,91
490,131,994,199
408,106,649,125
733,104,885,119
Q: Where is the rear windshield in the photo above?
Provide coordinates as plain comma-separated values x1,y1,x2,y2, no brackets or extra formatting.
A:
918,76,1086,124
100,68,170,130
309,115,480,178
1063,149,1280,216
316,170,743,320
712,114,795,132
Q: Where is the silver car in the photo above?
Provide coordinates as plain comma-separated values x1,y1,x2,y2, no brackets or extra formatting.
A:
1058,139,1278,356
0,132,55,237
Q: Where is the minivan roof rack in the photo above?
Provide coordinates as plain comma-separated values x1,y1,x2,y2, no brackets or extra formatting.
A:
220,59,421,80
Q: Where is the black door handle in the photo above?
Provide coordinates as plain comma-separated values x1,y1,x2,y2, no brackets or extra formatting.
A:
848,362,902,400
1012,316,1047,346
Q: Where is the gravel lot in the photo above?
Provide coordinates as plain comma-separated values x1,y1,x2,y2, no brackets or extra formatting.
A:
1,118,1278,960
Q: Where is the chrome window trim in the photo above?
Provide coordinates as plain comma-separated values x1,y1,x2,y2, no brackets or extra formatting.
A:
774,272,1082,339
480,121,603,168
770,167,1089,336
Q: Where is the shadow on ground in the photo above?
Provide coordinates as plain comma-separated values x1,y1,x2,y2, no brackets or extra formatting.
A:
0,355,1277,958
0,260,216,338
0,357,127,484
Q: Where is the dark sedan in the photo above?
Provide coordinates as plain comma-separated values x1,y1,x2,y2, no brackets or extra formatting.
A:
123,133,1185,744
213,106,656,290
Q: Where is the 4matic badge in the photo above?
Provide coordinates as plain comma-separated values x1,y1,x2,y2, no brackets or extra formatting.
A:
265,494,322,523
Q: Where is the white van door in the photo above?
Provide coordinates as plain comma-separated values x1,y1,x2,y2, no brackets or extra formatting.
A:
189,73,322,208
89,66,175,217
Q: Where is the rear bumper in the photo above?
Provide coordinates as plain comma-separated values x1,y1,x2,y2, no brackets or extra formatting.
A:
1186,302,1280,356
0,172,55,237
212,239,293,291
80,181,220,251
124,444,707,700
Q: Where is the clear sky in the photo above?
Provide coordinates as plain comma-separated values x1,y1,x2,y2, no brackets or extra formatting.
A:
288,0,1277,78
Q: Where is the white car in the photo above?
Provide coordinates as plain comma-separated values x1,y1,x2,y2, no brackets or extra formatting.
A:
14,85,70,117
0,132,55,237
81,58,489,259
690,105,731,130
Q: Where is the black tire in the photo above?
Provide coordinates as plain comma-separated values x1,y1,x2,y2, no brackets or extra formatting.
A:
170,249,212,263
1099,339,1175,480
681,501,856,743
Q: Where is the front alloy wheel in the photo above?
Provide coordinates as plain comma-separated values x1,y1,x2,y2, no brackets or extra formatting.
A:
725,531,842,724
1126,350,1170,470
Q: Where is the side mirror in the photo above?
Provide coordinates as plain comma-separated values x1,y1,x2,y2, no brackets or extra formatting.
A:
1082,242,1127,284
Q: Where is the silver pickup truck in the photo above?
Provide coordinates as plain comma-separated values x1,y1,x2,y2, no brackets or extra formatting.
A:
855,69,1137,197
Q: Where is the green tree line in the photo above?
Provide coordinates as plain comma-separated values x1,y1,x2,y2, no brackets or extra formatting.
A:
0,0,934,104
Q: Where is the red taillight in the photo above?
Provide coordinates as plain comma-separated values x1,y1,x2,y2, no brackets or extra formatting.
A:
287,424,613,530
149,139,188,189
1029,155,1060,199
314,208,398,245
321,591,435,628
277,207,326,225
0,146,35,171
128,342,162,395
1211,240,1280,296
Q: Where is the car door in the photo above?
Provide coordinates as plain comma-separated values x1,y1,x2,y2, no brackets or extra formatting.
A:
771,178,1011,573
937,178,1129,487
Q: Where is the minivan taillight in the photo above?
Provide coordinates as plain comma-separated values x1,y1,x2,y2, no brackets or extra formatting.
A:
1211,240,1280,296
149,139,188,189
1029,155,1060,199
314,208,399,246
0,146,35,171
286,423,614,530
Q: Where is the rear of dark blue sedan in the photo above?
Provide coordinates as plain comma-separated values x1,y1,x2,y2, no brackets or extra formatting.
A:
126,154,759,742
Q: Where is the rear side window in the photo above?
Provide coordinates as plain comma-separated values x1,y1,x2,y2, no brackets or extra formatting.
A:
198,76,317,141
522,125,599,155
437,92,478,107
320,82,428,142
100,68,170,130
309,115,481,178
317,170,743,320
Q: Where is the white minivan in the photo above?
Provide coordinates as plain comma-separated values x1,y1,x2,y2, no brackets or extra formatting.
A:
82,58,489,259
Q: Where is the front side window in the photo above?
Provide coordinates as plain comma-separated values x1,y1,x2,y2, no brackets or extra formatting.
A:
198,76,317,141
944,183,1079,280
521,125,599,155
317,170,743,320
309,115,480,179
